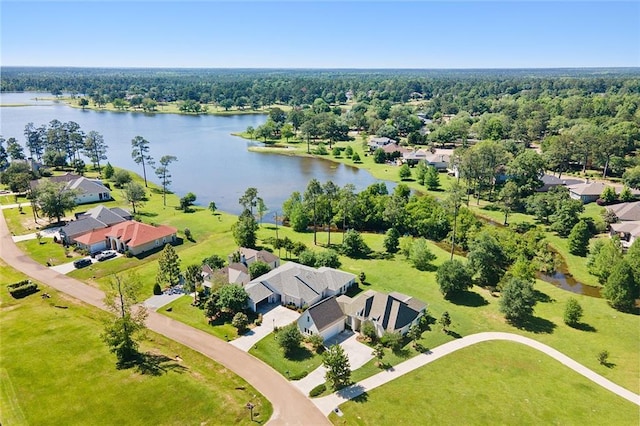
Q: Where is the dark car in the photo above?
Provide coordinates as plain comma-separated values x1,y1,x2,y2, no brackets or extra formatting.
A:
96,250,117,262
73,258,92,268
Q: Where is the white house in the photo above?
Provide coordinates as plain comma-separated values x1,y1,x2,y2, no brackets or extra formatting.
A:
66,177,111,205
297,297,346,340
244,262,355,311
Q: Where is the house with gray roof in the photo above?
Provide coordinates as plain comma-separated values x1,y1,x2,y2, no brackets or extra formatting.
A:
607,201,640,222
58,205,131,245
567,181,610,204
297,297,346,340
244,262,355,311
367,137,397,152
337,289,427,337
66,177,111,205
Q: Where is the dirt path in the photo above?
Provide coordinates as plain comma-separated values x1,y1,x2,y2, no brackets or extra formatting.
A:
0,211,329,426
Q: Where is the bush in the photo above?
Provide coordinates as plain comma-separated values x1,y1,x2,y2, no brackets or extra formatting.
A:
380,331,403,351
563,297,583,327
153,282,163,295
254,313,263,326
309,383,326,397
360,320,377,341
232,312,249,332
278,323,303,358
307,333,325,353
7,280,38,298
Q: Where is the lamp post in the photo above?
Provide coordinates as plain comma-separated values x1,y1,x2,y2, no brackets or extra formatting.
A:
246,402,255,422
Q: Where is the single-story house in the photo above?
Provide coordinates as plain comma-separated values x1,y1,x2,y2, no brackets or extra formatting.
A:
59,205,131,245
609,221,640,249
567,181,610,204
338,290,427,337
297,296,346,340
30,174,111,205
66,177,111,205
380,142,411,157
402,149,429,165
74,220,177,255
424,152,451,171
229,247,280,270
535,174,582,192
606,201,640,222
367,137,397,152
244,262,356,311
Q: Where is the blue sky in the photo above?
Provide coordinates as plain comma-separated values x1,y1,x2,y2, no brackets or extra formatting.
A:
1,1,638,68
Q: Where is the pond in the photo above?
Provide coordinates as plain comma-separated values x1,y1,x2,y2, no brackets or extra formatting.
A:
0,92,386,216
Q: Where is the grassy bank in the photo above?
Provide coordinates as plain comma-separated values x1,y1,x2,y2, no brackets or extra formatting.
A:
329,340,639,425
0,260,271,425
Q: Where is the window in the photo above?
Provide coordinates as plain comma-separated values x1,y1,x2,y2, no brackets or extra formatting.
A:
307,315,310,323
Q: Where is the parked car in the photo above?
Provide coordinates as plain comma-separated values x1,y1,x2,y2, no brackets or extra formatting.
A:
96,250,117,262
73,258,92,268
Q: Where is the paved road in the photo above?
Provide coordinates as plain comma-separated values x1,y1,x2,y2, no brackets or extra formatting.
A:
313,331,640,415
0,212,329,426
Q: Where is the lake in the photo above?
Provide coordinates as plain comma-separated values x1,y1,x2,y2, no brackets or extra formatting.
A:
0,92,386,216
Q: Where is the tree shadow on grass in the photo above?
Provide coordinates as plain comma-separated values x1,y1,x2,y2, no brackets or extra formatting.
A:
446,330,462,339
533,289,554,303
448,291,488,307
569,322,597,332
137,211,158,218
135,352,188,376
285,346,314,362
516,316,557,334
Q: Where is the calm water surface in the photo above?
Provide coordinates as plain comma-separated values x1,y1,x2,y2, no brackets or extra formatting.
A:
0,92,386,216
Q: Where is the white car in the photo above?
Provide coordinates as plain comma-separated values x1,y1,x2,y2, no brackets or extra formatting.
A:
96,250,117,261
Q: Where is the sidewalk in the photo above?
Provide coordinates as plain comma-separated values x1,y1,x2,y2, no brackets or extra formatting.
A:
312,332,640,415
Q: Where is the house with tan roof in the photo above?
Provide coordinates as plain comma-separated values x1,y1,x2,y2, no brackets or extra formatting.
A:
244,262,355,311
567,181,610,204
74,220,177,255
607,201,640,222
609,221,640,249
229,247,280,270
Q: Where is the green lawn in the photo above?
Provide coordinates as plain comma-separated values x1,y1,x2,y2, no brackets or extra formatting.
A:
257,224,639,393
16,238,81,265
0,260,271,425
329,341,639,425
160,295,240,340
249,331,324,380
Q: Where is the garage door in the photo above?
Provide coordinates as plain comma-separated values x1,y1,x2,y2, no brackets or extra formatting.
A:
321,321,344,341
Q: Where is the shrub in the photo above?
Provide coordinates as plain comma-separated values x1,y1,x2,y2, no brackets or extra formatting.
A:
7,280,38,298
597,350,610,365
309,383,326,397
360,320,377,341
278,323,303,358
232,312,249,332
563,297,583,327
254,313,263,326
308,333,325,353
380,331,403,351
153,283,163,295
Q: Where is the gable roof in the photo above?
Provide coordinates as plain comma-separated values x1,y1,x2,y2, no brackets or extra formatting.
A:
306,297,345,332
60,216,109,239
66,177,109,195
237,247,279,264
368,137,396,146
608,201,640,222
610,221,640,237
343,290,426,333
76,205,129,226
245,281,274,303
567,181,609,196
246,262,355,303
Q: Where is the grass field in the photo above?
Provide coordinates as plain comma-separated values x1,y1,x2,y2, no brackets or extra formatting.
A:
249,331,324,380
0,260,272,425
329,341,639,425
160,295,240,340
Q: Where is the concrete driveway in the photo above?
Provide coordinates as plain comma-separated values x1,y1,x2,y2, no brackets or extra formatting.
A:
49,252,121,275
293,331,373,395
231,305,300,351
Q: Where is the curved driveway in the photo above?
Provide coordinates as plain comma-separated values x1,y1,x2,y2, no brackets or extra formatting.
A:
314,331,640,415
0,212,329,426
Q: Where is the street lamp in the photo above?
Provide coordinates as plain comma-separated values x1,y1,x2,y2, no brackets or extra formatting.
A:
246,402,255,422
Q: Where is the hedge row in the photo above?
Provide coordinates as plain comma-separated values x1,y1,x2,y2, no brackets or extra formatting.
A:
7,280,39,299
